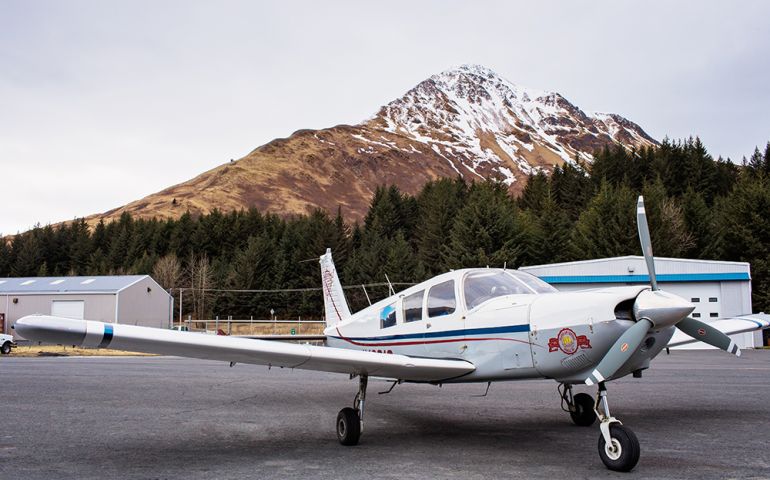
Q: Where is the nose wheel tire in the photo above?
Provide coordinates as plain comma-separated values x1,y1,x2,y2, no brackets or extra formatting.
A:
598,424,640,472
336,407,361,446
570,393,597,426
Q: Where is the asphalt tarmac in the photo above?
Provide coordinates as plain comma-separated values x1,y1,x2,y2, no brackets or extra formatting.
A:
1,350,769,480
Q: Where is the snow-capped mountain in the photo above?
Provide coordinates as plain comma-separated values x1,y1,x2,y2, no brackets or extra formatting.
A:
88,65,657,225
367,64,655,185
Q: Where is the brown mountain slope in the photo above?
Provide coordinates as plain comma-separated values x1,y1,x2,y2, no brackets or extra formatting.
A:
90,65,657,226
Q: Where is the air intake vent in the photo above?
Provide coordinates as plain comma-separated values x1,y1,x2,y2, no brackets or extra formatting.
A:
614,299,636,321
561,352,591,369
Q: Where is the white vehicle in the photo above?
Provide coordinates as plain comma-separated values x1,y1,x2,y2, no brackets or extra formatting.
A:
1,333,14,355
14,197,770,472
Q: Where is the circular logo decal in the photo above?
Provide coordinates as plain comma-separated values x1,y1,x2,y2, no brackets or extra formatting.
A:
698,328,706,336
557,328,578,355
621,343,629,353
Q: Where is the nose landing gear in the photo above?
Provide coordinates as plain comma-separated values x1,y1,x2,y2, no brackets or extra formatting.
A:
559,384,597,427
336,375,368,446
594,382,640,472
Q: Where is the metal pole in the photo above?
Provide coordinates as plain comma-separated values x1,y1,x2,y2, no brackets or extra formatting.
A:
178,289,183,327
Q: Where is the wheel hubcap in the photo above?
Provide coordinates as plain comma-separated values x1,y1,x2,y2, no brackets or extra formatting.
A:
605,438,622,461
338,419,346,437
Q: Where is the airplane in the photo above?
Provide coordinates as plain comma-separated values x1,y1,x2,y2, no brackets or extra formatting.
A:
14,196,770,472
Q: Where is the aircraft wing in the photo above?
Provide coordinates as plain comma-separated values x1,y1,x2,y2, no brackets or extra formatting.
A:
13,315,474,382
667,314,770,347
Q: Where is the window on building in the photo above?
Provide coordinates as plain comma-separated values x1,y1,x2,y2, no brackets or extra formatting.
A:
691,297,700,303
427,280,456,318
709,297,718,303
380,303,397,329
692,312,701,318
403,291,424,323
710,312,719,318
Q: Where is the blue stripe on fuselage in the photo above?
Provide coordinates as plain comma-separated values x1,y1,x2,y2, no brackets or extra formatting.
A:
336,324,529,342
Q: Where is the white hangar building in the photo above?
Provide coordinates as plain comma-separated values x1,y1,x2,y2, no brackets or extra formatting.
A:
0,275,173,339
520,256,762,349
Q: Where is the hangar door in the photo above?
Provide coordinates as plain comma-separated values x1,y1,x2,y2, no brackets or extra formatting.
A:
51,300,85,320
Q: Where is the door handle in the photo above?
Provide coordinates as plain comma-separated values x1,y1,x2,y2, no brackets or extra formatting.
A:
426,323,432,329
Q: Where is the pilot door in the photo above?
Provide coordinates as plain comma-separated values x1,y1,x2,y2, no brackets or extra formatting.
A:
421,279,465,359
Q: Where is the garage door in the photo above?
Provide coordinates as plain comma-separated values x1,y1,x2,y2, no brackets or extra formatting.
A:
51,300,85,320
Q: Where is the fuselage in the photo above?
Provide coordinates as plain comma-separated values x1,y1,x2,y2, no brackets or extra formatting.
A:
326,268,674,383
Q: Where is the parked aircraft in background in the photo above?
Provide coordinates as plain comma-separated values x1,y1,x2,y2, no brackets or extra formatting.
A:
15,197,769,472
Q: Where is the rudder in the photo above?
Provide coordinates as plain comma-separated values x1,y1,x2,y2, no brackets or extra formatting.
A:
320,248,351,327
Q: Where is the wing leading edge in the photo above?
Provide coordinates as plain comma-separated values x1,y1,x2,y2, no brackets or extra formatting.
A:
14,315,475,382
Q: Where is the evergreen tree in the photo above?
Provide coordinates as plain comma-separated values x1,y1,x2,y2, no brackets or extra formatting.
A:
443,182,524,269
570,181,637,259
413,177,468,277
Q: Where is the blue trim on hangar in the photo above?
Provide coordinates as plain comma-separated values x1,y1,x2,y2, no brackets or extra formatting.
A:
538,272,750,284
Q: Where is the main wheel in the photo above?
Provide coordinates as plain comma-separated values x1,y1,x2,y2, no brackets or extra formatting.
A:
570,393,597,426
0,342,10,355
336,407,361,446
598,424,640,472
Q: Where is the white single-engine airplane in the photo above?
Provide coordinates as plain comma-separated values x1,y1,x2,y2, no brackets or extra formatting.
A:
15,197,770,472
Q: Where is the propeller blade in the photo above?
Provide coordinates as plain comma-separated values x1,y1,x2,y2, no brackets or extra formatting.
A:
585,319,652,385
676,316,741,356
636,196,658,291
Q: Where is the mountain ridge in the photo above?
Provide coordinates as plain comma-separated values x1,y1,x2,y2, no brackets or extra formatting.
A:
88,64,657,226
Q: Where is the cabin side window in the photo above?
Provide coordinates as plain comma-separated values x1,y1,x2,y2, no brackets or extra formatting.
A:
380,303,397,329
428,280,456,318
403,290,425,323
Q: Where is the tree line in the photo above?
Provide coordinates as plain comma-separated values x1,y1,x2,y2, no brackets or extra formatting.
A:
2,137,770,318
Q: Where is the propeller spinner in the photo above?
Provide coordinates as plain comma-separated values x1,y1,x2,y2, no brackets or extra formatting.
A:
585,196,741,386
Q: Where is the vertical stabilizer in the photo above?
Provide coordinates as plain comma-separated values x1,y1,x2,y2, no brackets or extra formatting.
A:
320,249,351,327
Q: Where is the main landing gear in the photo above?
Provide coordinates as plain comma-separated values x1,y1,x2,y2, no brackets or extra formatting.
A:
560,382,640,472
336,375,368,446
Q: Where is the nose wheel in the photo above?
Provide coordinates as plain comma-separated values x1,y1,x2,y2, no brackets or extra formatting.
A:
594,382,640,472
336,375,368,446
559,384,597,427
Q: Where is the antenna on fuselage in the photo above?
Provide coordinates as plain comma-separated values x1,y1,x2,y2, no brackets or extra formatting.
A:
361,284,372,305
384,273,395,296
503,261,507,271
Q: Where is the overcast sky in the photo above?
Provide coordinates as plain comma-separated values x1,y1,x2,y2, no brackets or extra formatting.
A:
1,0,769,234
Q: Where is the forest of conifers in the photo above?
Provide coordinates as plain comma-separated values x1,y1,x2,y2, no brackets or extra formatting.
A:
2,138,770,319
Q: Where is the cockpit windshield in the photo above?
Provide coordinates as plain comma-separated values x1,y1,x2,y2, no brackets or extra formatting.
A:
463,270,557,310
507,270,559,294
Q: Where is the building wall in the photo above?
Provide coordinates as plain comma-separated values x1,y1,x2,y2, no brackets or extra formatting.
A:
1,293,117,339
117,277,172,329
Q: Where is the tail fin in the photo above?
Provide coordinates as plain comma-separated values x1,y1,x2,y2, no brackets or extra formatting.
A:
320,248,351,327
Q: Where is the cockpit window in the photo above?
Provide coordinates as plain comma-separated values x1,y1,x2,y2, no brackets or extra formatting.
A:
403,290,424,323
427,280,456,318
507,270,558,294
463,270,554,310
380,303,397,329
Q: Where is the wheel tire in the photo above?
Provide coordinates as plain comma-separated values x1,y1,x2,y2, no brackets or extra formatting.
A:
570,393,597,427
336,407,361,446
0,342,10,355
598,424,640,472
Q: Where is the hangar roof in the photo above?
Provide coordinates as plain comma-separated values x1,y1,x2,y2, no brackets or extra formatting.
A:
521,256,751,284
0,275,149,294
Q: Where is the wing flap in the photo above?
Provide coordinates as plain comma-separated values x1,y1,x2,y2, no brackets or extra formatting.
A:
14,315,474,382
668,314,770,347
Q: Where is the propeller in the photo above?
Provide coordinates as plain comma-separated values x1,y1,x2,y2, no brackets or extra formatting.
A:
585,196,740,385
